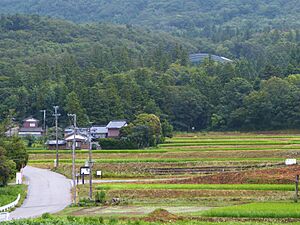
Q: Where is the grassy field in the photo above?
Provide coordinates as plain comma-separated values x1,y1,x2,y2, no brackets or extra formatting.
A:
0,185,27,207
201,202,300,218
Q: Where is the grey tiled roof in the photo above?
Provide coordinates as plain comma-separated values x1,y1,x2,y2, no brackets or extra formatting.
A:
91,126,108,134
19,127,43,132
106,120,127,129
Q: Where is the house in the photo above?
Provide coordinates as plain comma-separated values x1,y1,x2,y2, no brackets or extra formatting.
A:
90,126,108,139
64,126,89,138
106,120,127,138
64,126,74,137
65,134,90,150
46,140,67,150
18,117,43,137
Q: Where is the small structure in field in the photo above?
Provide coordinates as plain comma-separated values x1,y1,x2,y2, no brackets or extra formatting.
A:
46,140,67,150
106,120,127,138
18,117,43,137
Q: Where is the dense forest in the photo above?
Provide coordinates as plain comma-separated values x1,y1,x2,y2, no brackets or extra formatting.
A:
1,0,299,30
0,0,299,131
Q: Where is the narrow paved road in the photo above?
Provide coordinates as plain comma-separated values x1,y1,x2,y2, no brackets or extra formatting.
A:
10,166,71,220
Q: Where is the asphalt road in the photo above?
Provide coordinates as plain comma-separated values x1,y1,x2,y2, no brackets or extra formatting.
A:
10,166,71,220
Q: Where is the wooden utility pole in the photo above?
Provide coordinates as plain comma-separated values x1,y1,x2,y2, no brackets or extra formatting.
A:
68,113,77,204
53,106,60,169
295,175,299,202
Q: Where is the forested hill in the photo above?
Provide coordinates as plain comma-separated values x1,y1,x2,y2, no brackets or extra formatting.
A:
0,0,299,32
0,15,192,72
1,0,299,73
0,15,299,132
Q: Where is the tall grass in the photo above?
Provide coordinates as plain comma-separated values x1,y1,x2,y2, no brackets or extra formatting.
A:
201,202,300,218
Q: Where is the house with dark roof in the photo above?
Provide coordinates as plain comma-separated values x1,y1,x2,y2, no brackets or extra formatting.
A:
46,140,67,150
106,120,127,138
18,117,43,137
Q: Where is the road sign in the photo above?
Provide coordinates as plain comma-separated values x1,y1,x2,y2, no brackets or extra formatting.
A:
80,167,90,175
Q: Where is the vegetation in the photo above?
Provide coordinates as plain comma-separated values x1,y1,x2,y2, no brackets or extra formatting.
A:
201,202,300,218
2,216,298,225
115,114,164,149
0,184,26,207
0,13,297,131
0,119,28,186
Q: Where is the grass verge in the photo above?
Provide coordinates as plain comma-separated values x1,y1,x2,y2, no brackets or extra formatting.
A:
0,184,27,207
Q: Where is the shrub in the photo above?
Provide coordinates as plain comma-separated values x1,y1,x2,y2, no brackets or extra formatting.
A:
41,213,51,219
95,191,106,204
99,138,137,149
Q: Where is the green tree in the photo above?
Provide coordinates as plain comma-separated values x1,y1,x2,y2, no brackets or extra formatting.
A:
0,147,16,186
4,136,28,171
65,91,89,126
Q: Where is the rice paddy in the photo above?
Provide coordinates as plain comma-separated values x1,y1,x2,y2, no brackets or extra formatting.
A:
28,131,300,221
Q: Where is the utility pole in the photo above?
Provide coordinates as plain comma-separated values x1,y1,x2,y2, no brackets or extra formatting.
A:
68,113,77,204
53,106,61,169
88,127,93,200
40,110,46,134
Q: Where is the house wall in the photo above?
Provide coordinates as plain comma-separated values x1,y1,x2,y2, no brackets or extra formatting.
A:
23,121,38,128
93,133,107,139
48,145,67,150
108,128,120,138
66,140,89,150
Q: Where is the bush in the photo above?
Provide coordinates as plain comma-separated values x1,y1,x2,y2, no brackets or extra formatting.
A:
99,138,137,149
95,191,106,204
78,198,95,207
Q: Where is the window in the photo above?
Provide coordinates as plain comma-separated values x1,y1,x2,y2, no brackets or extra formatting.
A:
29,123,36,127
